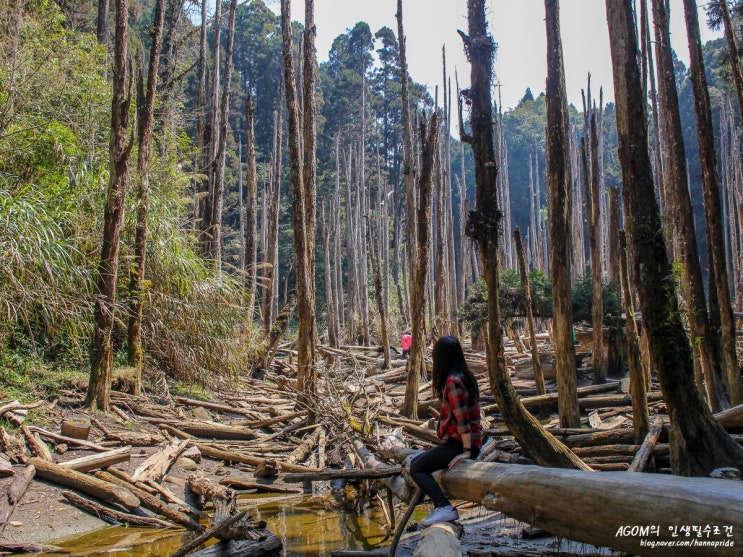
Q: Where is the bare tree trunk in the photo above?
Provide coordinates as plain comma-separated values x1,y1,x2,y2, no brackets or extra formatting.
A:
606,0,743,475
620,231,649,443
322,207,337,348
97,0,109,45
514,228,546,396
402,115,439,419
127,0,165,395
544,0,580,427
606,186,623,376
367,217,391,369
195,0,208,232
682,0,742,406
717,0,743,126
652,0,730,412
281,0,317,402
87,0,133,411
262,87,283,335
245,89,258,316
458,0,587,470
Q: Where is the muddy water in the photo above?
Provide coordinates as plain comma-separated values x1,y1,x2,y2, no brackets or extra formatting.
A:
26,492,417,557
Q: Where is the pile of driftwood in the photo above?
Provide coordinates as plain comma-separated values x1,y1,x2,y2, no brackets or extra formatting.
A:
1,339,742,556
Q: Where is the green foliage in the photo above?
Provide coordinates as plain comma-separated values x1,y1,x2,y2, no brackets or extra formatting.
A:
571,272,619,323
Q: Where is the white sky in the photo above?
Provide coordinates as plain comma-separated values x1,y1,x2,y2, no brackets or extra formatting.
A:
267,0,722,112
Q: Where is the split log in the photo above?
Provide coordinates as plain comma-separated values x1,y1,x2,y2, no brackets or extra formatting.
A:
219,478,303,493
154,421,256,441
377,416,439,445
0,427,28,463
27,426,108,451
187,534,282,557
131,438,189,483
61,490,173,528
244,410,306,429
283,466,404,483
413,521,462,557
353,440,412,502
195,443,320,474
175,397,262,420
571,444,669,458
28,457,140,510
20,427,52,461
60,446,132,472
441,460,743,556
0,400,43,417
560,428,638,448
0,464,34,535
248,292,297,373
96,470,202,531
628,416,664,472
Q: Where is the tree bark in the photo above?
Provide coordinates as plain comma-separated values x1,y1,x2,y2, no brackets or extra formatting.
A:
606,0,743,475
96,0,109,45
87,0,133,411
682,0,742,406
245,89,258,316
127,0,165,395
544,0,580,426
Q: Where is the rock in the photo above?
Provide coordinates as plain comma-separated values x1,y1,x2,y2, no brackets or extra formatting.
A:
191,407,213,421
177,457,199,471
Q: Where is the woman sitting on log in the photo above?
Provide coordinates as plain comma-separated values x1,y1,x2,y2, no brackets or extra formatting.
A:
409,336,482,526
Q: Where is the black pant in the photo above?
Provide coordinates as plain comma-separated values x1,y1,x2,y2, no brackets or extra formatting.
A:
409,438,480,508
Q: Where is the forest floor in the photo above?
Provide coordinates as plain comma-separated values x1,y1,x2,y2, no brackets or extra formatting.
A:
1,327,736,556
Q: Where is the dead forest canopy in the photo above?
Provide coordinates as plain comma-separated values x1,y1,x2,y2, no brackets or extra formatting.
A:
0,0,742,410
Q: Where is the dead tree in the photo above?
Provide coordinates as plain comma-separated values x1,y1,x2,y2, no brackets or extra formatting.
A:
97,0,109,45
544,0,580,427
245,89,258,316
127,0,165,395
652,0,730,412
87,0,133,411
281,0,317,401
682,0,742,406
458,0,588,469
605,0,743,475
367,217,391,369
402,114,439,419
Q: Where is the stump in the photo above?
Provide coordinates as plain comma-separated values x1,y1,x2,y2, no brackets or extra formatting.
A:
61,417,91,440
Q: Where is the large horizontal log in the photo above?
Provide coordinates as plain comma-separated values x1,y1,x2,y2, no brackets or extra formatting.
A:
441,461,743,556
132,438,189,483
283,466,403,484
413,521,462,557
154,421,256,441
187,533,282,557
715,403,743,432
175,397,261,420
61,490,173,529
196,443,320,474
482,382,621,412
60,446,132,472
28,457,140,510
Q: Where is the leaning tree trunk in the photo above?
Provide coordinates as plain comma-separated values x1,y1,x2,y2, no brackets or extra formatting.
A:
544,0,581,427
458,0,588,470
281,0,317,403
127,0,165,396
402,115,439,419
87,0,133,412
652,0,730,412
682,0,742,407
605,0,743,476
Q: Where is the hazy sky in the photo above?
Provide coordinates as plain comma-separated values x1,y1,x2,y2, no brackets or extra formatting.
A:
268,0,722,112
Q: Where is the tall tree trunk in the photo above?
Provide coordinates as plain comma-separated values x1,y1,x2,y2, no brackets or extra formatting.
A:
263,87,283,335
322,206,337,348
245,89,258,317
717,0,743,126
652,0,730,412
544,0,580,427
87,0,132,411
682,0,742,406
458,0,587,470
367,216,391,369
127,0,165,395
281,0,317,402
514,228,546,396
587,111,605,385
606,0,743,475
97,0,109,45
402,115,439,419
606,186,623,376
195,0,208,232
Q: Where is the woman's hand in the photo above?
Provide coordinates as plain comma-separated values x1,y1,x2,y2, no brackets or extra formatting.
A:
448,451,471,469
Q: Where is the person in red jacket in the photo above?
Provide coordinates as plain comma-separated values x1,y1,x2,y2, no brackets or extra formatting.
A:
400,331,412,359
409,335,481,526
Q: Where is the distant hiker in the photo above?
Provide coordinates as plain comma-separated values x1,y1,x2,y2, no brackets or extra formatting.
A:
409,335,481,526
401,331,412,359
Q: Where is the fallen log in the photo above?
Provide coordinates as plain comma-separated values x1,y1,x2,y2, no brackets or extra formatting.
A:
571,444,669,459
219,478,303,493
412,521,462,557
60,446,132,472
96,470,202,531
0,454,13,476
244,410,306,429
154,421,257,441
131,438,189,483
482,382,621,412
0,400,43,417
283,466,403,484
0,427,28,463
28,457,140,510
169,511,247,557
628,416,664,472
715,403,743,432
353,440,412,502
0,543,63,554
440,460,743,556
187,534,282,557
0,464,34,536
27,426,108,451
20,426,53,461
196,443,321,474
175,397,261,420
61,490,173,528
377,416,438,445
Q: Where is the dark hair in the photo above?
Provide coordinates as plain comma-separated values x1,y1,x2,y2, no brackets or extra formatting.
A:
432,336,479,402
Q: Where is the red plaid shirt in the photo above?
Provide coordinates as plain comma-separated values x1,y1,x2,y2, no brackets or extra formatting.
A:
437,373,482,448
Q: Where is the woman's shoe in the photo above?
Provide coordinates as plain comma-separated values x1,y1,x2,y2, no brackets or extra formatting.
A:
420,505,459,526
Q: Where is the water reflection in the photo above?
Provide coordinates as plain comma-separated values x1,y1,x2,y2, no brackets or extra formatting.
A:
23,492,394,557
